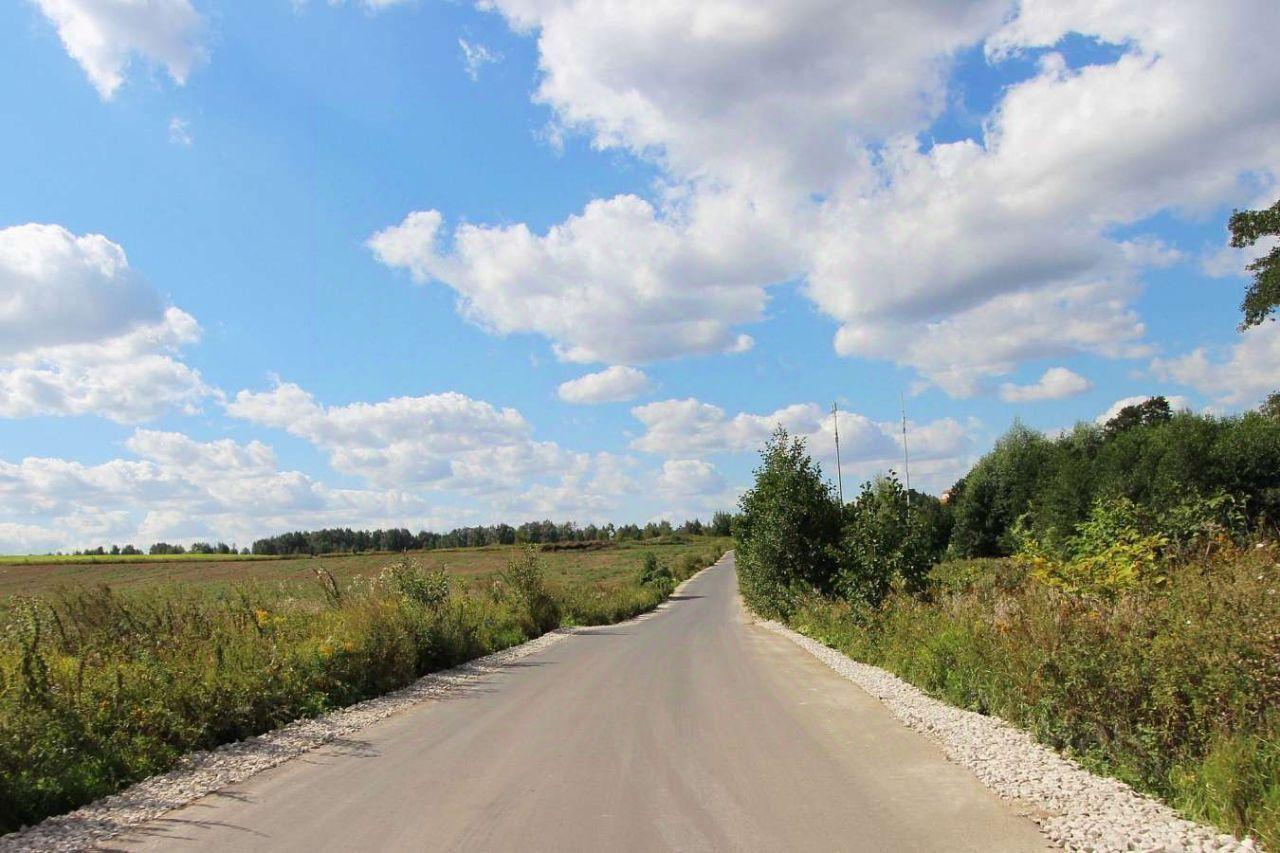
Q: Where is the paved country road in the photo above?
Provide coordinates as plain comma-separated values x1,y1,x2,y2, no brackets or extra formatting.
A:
116,554,1049,852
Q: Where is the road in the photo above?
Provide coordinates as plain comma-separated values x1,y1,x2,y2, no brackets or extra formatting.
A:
117,553,1048,852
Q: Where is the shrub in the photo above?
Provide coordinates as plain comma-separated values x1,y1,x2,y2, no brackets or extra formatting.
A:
498,546,561,633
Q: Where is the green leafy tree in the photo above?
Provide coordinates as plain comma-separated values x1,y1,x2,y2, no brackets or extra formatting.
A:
1228,197,1280,328
735,428,841,615
1260,391,1280,421
835,474,942,607
1103,395,1173,438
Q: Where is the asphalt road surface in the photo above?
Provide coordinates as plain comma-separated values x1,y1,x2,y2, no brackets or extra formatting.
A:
117,553,1049,852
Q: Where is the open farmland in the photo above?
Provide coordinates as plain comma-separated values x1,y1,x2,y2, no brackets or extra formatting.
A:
0,538,728,604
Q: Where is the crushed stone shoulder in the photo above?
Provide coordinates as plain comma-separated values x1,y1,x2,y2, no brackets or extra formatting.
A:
756,616,1260,853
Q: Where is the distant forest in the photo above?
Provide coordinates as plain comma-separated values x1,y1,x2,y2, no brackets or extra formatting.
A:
249,512,734,556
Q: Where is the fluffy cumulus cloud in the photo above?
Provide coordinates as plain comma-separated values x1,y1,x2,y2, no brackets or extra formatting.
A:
1151,323,1280,407
806,1,1280,393
631,397,978,493
368,196,780,364
557,365,651,404
227,380,652,503
0,429,445,553
32,0,206,99
366,0,1280,394
0,224,213,422
999,366,1092,403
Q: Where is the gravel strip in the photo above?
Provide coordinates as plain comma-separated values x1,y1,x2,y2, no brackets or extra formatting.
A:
1,558,722,852
757,616,1260,853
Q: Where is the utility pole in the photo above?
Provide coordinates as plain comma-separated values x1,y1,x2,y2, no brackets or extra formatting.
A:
832,402,844,505
900,391,911,512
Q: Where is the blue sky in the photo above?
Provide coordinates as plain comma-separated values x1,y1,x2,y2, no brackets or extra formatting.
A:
2,0,1278,552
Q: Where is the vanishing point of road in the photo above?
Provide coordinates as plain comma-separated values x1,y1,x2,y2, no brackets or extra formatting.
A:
120,553,1049,852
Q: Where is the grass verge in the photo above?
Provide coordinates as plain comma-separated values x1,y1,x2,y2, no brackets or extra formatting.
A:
780,545,1279,847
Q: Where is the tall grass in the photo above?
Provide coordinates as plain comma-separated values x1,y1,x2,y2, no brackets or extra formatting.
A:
786,545,1280,846
0,545,723,834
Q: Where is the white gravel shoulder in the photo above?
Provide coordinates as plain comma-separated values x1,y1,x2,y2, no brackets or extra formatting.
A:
0,559,721,853
757,616,1261,853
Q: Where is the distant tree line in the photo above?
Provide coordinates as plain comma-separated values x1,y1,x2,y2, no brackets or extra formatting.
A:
249,512,733,556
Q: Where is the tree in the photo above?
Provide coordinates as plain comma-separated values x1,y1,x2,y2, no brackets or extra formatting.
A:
1228,197,1280,328
1104,396,1172,438
709,510,733,537
735,428,841,614
835,474,941,607
1260,391,1280,421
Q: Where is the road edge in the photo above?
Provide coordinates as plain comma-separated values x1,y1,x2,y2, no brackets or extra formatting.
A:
754,613,1259,853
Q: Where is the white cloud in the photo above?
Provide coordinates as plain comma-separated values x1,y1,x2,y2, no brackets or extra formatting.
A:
0,224,213,422
999,366,1092,403
0,429,447,553
1151,322,1280,406
630,397,978,493
168,116,193,146
630,398,822,456
1,223,164,354
368,195,783,363
1095,394,1194,425
458,38,501,81
656,459,726,499
557,365,651,404
33,0,206,99
227,380,578,492
414,0,1280,393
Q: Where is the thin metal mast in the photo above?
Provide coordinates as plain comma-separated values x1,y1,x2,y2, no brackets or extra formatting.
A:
832,402,844,505
900,391,911,510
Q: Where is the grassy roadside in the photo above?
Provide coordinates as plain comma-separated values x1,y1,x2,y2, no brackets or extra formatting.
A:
0,538,727,834
778,546,1279,847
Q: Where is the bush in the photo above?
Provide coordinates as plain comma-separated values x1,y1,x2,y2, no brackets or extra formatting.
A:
498,546,561,633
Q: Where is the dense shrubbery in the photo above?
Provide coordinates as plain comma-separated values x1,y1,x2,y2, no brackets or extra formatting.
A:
734,405,1280,844
0,544,723,833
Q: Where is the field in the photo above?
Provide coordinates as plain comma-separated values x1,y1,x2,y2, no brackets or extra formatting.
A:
0,540,720,603
0,536,729,833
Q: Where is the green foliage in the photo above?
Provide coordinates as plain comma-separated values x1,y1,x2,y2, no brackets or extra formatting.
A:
379,556,451,610
637,552,673,588
1261,392,1280,422
948,422,1055,557
1103,395,1173,439
498,546,561,633
734,428,841,616
949,411,1280,558
834,475,945,607
1016,498,1167,598
1228,197,1280,329
790,545,1280,847
709,510,734,537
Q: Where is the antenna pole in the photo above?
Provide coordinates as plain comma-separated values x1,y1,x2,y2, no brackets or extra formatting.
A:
832,402,844,505
900,392,911,512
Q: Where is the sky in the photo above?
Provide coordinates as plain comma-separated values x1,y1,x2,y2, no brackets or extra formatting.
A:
2,0,1279,553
